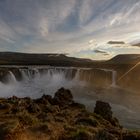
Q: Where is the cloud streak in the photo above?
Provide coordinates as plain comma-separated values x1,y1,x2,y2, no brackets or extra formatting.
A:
0,0,140,59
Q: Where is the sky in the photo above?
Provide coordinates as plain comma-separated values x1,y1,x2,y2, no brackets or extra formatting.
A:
0,0,140,60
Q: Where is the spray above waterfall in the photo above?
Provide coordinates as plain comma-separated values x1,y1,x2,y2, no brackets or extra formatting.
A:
0,66,117,98
0,66,140,129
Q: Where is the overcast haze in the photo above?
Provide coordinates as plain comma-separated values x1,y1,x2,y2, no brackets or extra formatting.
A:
0,0,140,60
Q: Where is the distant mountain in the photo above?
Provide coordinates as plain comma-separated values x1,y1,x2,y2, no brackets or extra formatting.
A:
0,52,93,66
107,54,140,64
0,52,140,68
107,41,125,44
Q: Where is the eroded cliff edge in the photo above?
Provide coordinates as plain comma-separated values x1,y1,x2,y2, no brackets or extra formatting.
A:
0,88,140,140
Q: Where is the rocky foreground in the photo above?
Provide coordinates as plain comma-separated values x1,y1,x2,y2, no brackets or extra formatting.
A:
0,88,140,140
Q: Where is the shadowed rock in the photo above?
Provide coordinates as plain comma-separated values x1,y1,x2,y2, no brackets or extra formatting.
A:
94,101,120,127
53,87,73,106
94,101,113,120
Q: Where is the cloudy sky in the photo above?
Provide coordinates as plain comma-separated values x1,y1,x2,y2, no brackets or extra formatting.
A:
0,0,140,60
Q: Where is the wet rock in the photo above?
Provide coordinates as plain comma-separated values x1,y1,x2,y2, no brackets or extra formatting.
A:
53,88,73,106
94,101,113,121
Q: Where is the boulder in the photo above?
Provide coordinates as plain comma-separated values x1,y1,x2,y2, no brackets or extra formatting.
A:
53,88,73,106
94,101,120,127
94,101,113,121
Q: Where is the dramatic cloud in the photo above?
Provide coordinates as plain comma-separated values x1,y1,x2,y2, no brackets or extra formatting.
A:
93,49,109,55
0,0,140,59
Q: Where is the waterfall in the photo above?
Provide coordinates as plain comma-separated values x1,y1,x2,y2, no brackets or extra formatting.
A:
101,69,117,87
0,66,118,89
7,71,17,83
112,70,117,87
0,66,139,129
74,69,80,81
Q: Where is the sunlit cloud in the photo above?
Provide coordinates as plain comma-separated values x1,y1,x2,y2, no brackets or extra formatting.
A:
0,0,139,59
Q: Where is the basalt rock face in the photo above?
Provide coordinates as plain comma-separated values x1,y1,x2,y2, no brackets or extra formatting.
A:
0,88,139,140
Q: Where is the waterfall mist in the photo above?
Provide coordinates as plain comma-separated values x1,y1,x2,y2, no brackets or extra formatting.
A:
0,66,140,129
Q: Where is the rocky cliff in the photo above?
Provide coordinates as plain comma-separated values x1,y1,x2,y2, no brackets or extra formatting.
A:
0,88,139,140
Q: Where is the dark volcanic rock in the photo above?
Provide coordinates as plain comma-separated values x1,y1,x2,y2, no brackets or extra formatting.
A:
94,101,120,127
53,88,73,106
94,101,113,120
0,88,139,140
36,94,53,105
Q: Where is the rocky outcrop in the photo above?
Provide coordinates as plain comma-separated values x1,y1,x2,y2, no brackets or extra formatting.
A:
94,101,113,120
0,88,139,140
94,101,120,127
53,87,73,106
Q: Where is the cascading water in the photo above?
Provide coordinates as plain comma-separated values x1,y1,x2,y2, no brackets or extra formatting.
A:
101,69,117,87
112,70,117,87
0,66,116,98
0,66,140,129
0,66,117,90
7,71,17,84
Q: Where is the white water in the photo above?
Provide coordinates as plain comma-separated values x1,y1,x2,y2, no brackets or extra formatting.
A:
0,66,140,129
